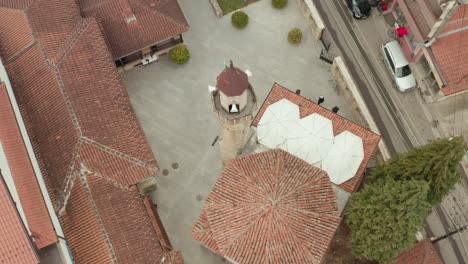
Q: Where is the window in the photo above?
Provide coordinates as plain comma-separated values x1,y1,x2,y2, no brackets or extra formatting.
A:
384,47,395,73
229,104,240,113
396,65,412,77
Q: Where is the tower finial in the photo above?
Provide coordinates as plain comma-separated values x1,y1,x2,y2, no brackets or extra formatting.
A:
230,60,233,68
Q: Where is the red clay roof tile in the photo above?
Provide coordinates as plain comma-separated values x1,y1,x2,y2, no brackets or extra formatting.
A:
0,83,57,249
193,149,341,264
77,0,190,59
0,0,34,10
0,1,176,262
0,8,33,62
216,66,250,97
26,0,82,60
394,240,443,264
0,171,39,264
5,43,79,204
86,176,170,263
431,4,468,96
60,176,115,264
252,83,381,193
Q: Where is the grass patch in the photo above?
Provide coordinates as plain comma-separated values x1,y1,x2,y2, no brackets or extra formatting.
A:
217,0,258,15
218,0,244,14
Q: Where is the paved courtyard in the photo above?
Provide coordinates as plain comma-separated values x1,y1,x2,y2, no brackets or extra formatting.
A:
122,0,354,262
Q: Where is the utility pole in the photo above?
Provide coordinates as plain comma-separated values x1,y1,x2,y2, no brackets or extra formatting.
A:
431,224,468,243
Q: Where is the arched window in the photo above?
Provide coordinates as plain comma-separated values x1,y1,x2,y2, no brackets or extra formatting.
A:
229,104,240,113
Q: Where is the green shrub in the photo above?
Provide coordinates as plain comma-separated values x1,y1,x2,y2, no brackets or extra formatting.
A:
231,11,249,29
288,28,302,44
170,44,190,64
272,0,288,9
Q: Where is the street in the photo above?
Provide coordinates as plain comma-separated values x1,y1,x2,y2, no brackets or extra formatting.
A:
311,0,468,263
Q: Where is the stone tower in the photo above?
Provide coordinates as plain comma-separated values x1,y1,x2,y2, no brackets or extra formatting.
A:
212,61,257,163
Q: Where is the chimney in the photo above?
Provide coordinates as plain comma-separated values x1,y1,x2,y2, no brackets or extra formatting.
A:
332,106,340,113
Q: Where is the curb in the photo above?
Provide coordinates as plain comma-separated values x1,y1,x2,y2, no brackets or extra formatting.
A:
332,56,392,162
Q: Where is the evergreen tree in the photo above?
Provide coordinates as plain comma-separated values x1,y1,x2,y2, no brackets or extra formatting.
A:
346,178,432,263
371,136,466,205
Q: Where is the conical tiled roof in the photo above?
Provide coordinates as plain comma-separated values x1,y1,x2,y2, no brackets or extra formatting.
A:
192,149,340,264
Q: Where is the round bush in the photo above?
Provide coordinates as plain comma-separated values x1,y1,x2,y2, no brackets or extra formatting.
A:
231,11,249,29
288,28,303,44
170,44,190,64
272,0,288,9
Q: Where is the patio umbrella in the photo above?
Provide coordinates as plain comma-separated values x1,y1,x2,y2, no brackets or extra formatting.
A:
257,99,300,149
322,131,364,185
282,113,334,167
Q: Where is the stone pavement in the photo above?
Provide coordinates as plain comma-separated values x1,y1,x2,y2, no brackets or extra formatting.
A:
121,0,356,262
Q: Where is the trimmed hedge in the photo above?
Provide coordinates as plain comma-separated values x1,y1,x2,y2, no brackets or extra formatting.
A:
231,11,249,29
288,28,303,44
170,44,190,64
272,0,288,9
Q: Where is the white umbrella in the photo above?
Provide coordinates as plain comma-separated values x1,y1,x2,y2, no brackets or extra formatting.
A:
257,99,300,149
322,131,364,185
283,114,334,166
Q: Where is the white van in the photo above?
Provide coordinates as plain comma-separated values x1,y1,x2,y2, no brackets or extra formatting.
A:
381,40,416,92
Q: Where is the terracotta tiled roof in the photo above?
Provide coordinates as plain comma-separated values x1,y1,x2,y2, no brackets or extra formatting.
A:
62,174,181,263
431,4,468,96
143,195,173,250
0,83,57,249
77,0,190,59
4,17,158,204
0,1,178,262
192,149,341,264
0,171,39,264
162,250,185,264
252,83,381,193
394,240,443,264
26,0,83,60
216,66,249,96
0,8,33,61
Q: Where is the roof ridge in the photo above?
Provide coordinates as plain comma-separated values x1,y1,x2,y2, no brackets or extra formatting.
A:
56,141,83,213
53,66,82,134
134,0,189,28
89,171,132,192
81,137,158,172
78,173,118,263
54,18,93,66
3,40,37,65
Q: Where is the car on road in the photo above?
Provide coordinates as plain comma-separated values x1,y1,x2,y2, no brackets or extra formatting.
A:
347,0,371,19
381,40,416,92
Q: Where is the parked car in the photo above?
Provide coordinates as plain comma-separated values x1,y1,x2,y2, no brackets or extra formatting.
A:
347,0,371,19
381,40,417,92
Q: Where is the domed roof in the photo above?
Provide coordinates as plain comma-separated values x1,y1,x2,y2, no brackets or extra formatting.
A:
216,63,249,97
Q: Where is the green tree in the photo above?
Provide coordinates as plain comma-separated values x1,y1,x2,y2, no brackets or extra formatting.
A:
371,136,466,205
346,179,431,263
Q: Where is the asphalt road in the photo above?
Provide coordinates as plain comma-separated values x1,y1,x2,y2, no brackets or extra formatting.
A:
312,0,468,263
